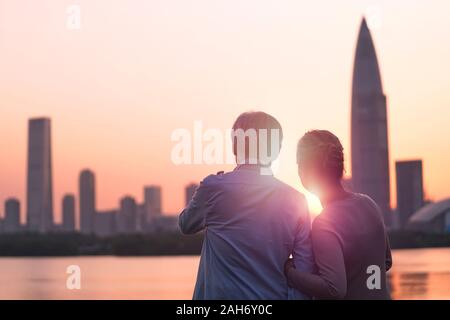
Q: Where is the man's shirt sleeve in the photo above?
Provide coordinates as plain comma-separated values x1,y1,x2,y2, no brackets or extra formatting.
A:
179,175,215,234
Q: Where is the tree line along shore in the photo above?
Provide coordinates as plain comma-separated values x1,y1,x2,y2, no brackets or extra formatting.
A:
0,231,449,256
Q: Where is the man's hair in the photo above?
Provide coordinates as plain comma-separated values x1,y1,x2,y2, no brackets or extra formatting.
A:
231,111,283,165
297,130,344,180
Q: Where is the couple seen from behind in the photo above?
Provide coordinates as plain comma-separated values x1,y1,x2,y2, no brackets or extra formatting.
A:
179,111,392,300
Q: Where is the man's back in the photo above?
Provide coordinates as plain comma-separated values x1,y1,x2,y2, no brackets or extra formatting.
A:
179,165,313,299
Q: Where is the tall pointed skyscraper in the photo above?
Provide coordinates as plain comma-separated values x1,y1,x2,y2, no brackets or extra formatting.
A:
26,118,54,232
351,18,391,225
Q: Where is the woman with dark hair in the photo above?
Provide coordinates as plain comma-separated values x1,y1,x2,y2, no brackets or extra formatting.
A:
285,130,392,299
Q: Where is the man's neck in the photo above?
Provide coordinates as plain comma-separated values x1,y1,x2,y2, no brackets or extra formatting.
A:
234,163,273,176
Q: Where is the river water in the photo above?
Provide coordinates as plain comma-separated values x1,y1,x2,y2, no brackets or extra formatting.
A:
0,248,448,299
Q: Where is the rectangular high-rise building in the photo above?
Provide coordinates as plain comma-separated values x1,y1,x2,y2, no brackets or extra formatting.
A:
62,194,76,232
144,186,162,222
396,160,424,229
26,118,54,232
79,169,96,234
118,196,138,233
4,198,21,233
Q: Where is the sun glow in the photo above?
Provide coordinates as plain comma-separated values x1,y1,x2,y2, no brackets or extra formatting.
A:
304,192,323,217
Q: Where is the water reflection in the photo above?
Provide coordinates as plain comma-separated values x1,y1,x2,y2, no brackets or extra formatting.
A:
389,248,450,300
0,248,448,299
389,272,427,299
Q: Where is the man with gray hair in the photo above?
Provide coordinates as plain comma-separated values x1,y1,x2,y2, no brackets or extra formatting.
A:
179,111,313,299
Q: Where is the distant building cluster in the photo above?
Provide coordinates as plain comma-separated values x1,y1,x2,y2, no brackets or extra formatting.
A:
0,118,200,236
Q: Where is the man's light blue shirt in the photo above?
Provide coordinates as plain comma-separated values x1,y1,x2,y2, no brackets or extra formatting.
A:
179,165,314,300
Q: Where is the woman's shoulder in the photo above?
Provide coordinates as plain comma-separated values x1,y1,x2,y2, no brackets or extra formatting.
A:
350,193,384,217
327,192,378,212
351,192,378,206
312,193,373,226
311,210,336,232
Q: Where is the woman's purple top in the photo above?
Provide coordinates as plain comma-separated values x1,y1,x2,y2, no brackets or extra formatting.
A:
287,193,392,300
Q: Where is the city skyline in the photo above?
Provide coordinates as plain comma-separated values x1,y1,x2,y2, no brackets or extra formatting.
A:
0,148,193,233
1,1,450,221
2,116,199,226
1,116,196,233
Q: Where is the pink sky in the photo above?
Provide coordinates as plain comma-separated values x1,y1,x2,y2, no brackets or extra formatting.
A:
1,0,450,222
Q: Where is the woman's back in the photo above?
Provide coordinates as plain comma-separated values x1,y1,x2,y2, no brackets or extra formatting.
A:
288,130,392,299
312,193,392,299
